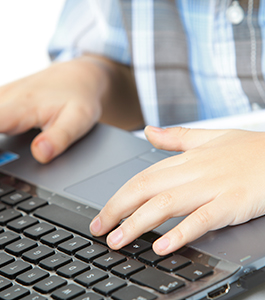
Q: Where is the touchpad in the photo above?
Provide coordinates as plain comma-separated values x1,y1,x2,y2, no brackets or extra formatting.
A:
65,158,151,208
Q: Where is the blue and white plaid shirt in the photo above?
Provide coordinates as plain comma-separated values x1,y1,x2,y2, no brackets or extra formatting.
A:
49,0,265,127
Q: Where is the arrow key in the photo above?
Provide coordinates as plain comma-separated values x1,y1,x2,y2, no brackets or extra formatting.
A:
111,259,145,278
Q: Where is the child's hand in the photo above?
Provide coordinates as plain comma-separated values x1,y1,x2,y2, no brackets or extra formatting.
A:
0,58,107,163
90,126,265,255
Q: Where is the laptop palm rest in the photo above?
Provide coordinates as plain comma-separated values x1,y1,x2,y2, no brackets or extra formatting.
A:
65,158,151,208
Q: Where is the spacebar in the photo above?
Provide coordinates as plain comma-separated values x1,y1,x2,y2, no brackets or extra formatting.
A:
34,204,107,245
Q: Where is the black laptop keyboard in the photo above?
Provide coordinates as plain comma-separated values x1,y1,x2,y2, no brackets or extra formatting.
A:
0,176,216,300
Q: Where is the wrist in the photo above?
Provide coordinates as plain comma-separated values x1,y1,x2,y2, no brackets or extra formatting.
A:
72,53,144,130
75,54,114,104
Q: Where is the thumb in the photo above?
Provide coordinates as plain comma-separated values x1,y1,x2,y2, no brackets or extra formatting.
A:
31,103,99,164
144,125,228,152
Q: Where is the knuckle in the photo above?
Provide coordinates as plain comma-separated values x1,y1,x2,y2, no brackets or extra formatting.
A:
173,227,184,242
129,173,149,194
177,127,191,149
156,192,174,210
161,127,192,150
76,103,93,118
125,217,137,232
179,127,192,137
76,100,101,124
24,92,34,101
167,126,187,135
193,209,212,227
103,202,119,220
55,127,72,148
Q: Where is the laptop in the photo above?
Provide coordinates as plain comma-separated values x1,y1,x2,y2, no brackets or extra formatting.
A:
0,123,265,300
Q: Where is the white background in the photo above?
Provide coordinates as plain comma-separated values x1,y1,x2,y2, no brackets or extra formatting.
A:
0,1,265,299
0,0,64,86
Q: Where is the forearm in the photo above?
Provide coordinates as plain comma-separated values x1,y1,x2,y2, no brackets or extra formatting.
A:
0,53,144,163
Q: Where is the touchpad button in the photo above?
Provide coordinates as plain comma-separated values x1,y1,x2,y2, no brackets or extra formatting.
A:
65,158,151,208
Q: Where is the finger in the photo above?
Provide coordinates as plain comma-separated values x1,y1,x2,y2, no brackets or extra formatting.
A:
144,126,228,152
31,101,99,163
0,101,38,135
105,179,218,250
90,160,206,237
153,194,236,255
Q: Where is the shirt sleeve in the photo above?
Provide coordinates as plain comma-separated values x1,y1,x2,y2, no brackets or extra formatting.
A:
48,0,131,65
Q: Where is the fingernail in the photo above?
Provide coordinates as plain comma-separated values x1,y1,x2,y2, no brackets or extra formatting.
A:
148,126,164,133
154,237,170,252
90,217,101,234
37,140,54,160
108,228,123,247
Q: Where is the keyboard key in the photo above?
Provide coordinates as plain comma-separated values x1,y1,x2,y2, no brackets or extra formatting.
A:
57,260,90,278
58,236,91,255
34,275,67,294
93,277,126,296
7,216,38,233
157,254,191,272
24,222,55,240
0,204,6,212
5,238,37,256
140,231,160,243
111,259,145,278
34,204,111,246
112,285,157,300
0,284,30,299
0,253,15,267
92,234,108,246
0,231,20,249
175,263,213,281
1,191,31,206
130,267,185,294
75,244,108,262
73,292,104,300
120,239,152,257
93,252,127,271
17,197,47,213
39,253,72,271
40,229,73,247
0,209,22,226
75,269,108,287
138,249,170,266
22,245,54,264
0,259,32,279
34,204,94,239
51,283,85,300
16,267,49,285
0,276,12,292
22,293,48,300
0,183,15,197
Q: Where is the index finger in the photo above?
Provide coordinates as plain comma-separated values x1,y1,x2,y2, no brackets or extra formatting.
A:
89,157,202,237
